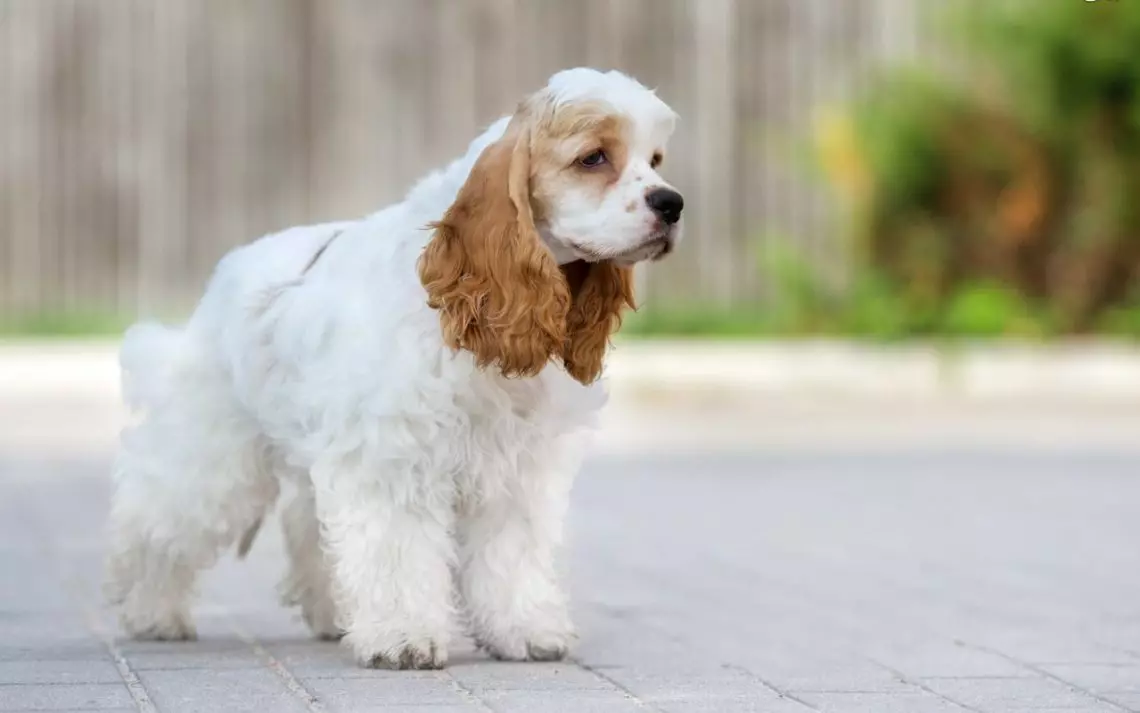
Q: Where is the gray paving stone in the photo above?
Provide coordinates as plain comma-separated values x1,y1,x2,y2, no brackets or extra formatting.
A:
652,698,817,713
125,648,266,671
0,617,97,646
9,710,138,713
766,663,915,693
873,646,1030,679
978,638,1139,666
793,691,971,713
0,660,122,685
588,667,788,703
114,638,249,656
7,446,1140,710
0,643,108,663
0,682,132,710
447,661,611,692
920,676,1100,710
265,641,356,671
316,708,482,713
139,668,314,713
1102,692,1140,711
304,676,470,708
480,688,647,713
1040,664,1140,694
1044,708,1139,713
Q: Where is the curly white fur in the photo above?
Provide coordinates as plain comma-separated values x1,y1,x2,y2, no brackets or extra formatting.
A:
104,68,679,669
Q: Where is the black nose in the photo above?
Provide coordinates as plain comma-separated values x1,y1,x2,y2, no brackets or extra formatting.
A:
646,188,684,225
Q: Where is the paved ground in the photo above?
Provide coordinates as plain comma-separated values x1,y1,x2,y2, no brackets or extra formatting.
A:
3,418,1140,713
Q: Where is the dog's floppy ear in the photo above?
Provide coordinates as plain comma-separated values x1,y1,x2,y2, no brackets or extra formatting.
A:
419,121,572,378
561,261,635,384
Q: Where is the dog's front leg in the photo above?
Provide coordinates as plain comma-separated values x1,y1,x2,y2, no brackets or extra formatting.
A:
311,460,455,669
458,459,577,662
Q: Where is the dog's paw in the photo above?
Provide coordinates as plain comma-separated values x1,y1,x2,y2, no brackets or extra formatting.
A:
121,611,197,641
278,576,343,642
301,601,343,642
477,626,576,662
524,640,571,662
363,641,446,670
346,627,448,670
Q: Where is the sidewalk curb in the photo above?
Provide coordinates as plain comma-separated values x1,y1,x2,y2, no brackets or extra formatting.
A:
3,338,1140,403
605,339,1140,402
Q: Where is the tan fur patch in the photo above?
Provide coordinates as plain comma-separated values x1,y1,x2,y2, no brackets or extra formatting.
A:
530,104,631,203
418,118,571,379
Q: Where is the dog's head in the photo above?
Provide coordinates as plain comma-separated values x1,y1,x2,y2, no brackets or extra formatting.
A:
419,68,682,385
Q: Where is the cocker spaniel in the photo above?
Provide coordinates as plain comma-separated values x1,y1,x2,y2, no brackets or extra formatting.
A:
104,68,683,669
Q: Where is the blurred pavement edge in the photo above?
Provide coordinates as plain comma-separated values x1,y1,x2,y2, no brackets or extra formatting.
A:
2,339,1140,459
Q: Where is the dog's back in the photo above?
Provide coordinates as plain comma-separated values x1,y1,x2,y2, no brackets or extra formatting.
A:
119,221,354,418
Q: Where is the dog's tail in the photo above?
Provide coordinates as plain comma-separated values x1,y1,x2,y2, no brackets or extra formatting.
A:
119,321,189,414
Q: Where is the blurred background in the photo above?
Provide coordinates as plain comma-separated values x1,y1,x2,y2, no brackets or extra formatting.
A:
3,0,1135,339
2,5,1140,708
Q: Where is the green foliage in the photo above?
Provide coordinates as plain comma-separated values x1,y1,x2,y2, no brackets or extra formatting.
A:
1099,304,1140,338
944,0,1140,139
940,282,1051,338
849,70,960,224
838,272,922,340
622,307,776,339
812,0,1140,339
1097,283,1140,338
623,249,1091,341
0,312,130,338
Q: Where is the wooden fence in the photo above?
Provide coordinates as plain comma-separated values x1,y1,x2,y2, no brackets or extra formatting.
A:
0,0,925,319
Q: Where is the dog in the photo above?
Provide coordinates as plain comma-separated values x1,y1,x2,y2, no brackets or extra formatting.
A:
104,67,683,669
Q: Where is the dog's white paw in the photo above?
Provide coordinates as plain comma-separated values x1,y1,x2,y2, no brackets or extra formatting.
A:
302,602,343,642
346,627,448,670
121,609,197,641
476,623,576,662
364,641,446,670
279,574,342,641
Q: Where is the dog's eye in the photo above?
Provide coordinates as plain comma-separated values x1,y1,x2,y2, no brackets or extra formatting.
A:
579,150,607,168
651,152,663,169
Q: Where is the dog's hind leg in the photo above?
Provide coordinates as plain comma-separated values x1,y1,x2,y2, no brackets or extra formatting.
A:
278,480,341,640
104,420,278,640
105,417,278,640
104,326,278,640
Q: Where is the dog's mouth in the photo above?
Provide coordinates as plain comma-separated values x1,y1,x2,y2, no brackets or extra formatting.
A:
572,227,676,267
610,233,674,267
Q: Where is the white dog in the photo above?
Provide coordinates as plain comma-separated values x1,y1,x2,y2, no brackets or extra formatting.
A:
104,68,682,669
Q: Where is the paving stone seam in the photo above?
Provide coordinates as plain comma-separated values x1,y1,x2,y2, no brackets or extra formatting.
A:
571,657,666,711
867,658,982,712
27,492,159,713
958,641,1137,713
228,617,329,713
722,663,822,711
435,670,496,713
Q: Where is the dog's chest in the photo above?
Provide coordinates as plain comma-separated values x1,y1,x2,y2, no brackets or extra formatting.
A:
448,367,600,494
456,371,549,443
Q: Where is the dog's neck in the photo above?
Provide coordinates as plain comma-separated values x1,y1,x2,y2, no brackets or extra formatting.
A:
544,240,579,266
538,228,606,301
539,227,583,266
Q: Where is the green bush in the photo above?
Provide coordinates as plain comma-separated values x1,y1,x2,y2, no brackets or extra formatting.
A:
815,0,1140,338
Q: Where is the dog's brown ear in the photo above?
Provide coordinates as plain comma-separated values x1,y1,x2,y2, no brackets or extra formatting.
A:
561,261,635,384
419,122,571,378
